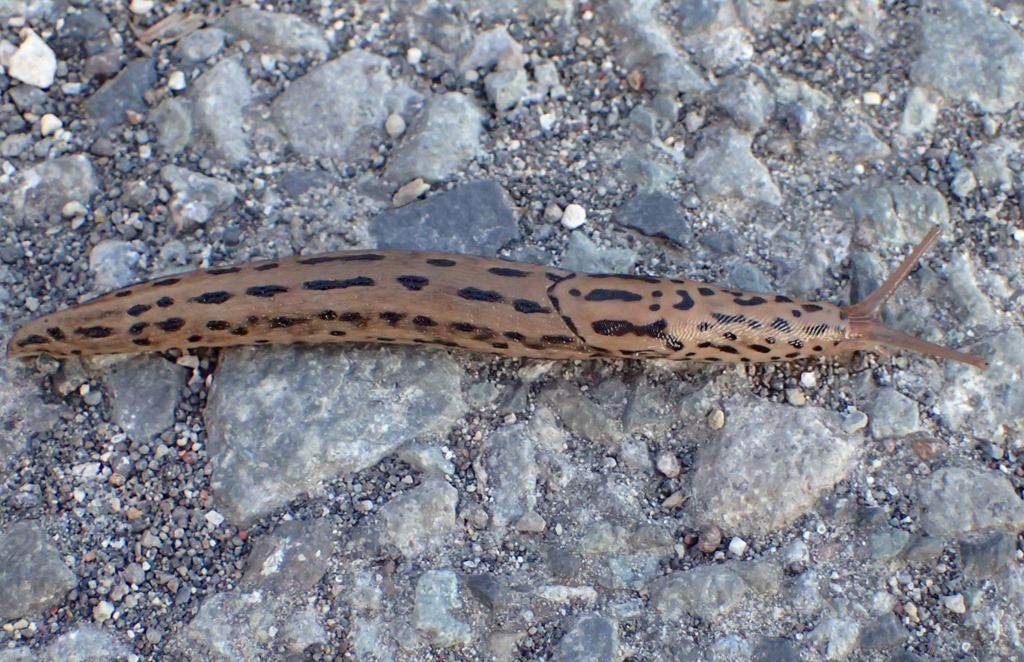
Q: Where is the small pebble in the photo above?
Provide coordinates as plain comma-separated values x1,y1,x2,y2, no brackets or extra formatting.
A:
707,408,726,430
561,203,587,229
129,0,155,13
942,593,967,614
205,510,225,527
843,410,869,433
39,113,62,136
93,601,115,623
728,537,748,556
543,202,563,223
62,200,87,219
697,525,722,553
407,47,423,65
385,112,407,138
392,178,429,206
786,388,806,406
9,28,57,89
656,451,681,478
799,371,817,388
863,91,883,105
167,71,187,91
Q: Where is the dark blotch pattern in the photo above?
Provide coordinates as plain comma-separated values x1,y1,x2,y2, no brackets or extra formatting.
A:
504,331,525,341
206,320,231,331
712,312,746,324
191,291,232,304
802,304,823,313
246,285,289,297
230,327,249,336
17,334,49,347
396,275,429,291
114,291,133,298
674,290,695,311
591,319,667,339
297,254,385,265
489,267,530,278
339,312,366,323
151,278,180,288
75,326,114,338
156,296,174,308
749,344,771,353
513,299,550,314
734,296,767,306
132,338,151,346
269,316,306,328
187,335,203,343
303,277,375,290
47,327,66,340
541,335,574,344
698,287,716,296
380,312,405,325
127,304,151,317
450,321,476,332
584,289,643,302
771,318,792,332
255,263,279,271
207,267,241,275
319,310,338,321
413,316,438,327
775,295,793,303
458,287,504,303
129,323,148,335
427,258,457,267
155,318,185,332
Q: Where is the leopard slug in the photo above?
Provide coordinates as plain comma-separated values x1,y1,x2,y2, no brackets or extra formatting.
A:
6,226,988,369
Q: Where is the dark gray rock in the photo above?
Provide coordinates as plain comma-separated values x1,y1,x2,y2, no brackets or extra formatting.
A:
607,0,707,95
219,7,329,56
90,354,189,442
0,521,78,621
173,28,227,63
205,346,465,525
710,73,774,131
7,153,98,229
83,58,157,129
858,613,908,650
960,531,1017,580
371,478,459,556
867,388,920,439
190,59,253,165
612,192,693,247
912,0,1024,113
272,50,422,162
413,569,472,646
940,329,1024,443
0,337,59,466
160,165,238,233
688,397,862,535
650,563,750,620
539,379,624,447
241,518,333,598
150,97,193,154
371,180,520,253
558,233,638,274
689,128,782,206
917,467,1024,539
484,424,537,528
840,184,950,247
553,614,617,662
384,92,484,183
1,625,130,661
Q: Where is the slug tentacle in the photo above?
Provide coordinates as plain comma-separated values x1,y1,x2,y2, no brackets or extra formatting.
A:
6,230,987,369
840,226,988,369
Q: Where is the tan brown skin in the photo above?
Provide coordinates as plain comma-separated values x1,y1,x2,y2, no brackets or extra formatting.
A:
6,226,988,369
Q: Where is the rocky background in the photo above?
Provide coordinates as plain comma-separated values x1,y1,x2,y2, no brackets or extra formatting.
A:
1,0,1023,660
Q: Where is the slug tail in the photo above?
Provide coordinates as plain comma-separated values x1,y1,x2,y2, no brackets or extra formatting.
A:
843,225,988,370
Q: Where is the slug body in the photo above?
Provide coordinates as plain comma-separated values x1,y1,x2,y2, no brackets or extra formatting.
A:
6,227,987,369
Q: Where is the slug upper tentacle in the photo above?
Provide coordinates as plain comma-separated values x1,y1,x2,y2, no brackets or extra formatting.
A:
6,226,988,369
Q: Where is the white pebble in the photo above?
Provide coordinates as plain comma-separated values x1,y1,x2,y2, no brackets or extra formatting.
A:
93,601,115,623
655,451,681,478
786,388,806,406
384,112,407,138
392,178,429,206
538,111,556,131
707,408,726,430
843,409,869,433
8,29,57,89
863,91,882,106
728,537,748,556
407,47,423,65
129,0,155,14
561,203,587,229
799,371,817,389
204,510,225,527
39,112,62,136
25,296,39,312
543,203,563,223
942,593,967,614
62,200,86,219
167,70,187,91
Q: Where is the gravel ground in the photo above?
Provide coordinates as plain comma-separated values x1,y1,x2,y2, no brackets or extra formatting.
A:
1,0,1023,660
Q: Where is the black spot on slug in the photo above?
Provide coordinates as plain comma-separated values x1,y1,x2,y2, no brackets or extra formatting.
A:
187,335,203,343
674,290,695,311
16,334,48,347
47,327,66,340
802,304,823,313
697,341,713,348
786,352,801,358
789,339,805,349
132,338,151,346
813,345,823,352
270,316,306,328
129,323,148,335
491,342,509,349
489,267,530,278
504,331,525,341
749,344,771,353
458,287,504,303
427,258,457,267
319,310,338,321
541,335,575,344
375,312,402,326
698,321,713,332
151,278,180,288
255,263,279,271
698,287,716,296
230,327,248,336
330,330,347,337
585,289,643,302
649,304,661,311
546,272,568,282
75,326,114,338
297,254,385,265
303,277,375,290
156,296,175,307
513,299,550,314
723,332,737,341
339,312,367,324
191,291,232,305
717,345,739,355
127,304,151,317
734,296,767,306
450,321,476,333
413,316,437,327
806,323,829,336
206,320,231,331
246,285,289,297
396,275,429,291
155,318,185,332
775,295,793,303
591,319,667,338
569,288,582,297
115,290,133,298
791,309,803,318
207,267,241,275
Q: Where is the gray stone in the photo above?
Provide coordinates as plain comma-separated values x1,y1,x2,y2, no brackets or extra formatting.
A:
912,0,1024,113
688,397,862,535
89,354,189,442
0,132,32,157
673,0,722,34
811,617,860,661
689,127,782,207
190,58,253,165
818,118,891,163
971,139,1016,191
607,0,707,95
459,26,522,73
839,184,951,249
385,93,484,183
710,73,774,130
650,563,750,620
900,86,940,135
205,346,465,525
540,379,624,447
484,424,537,528
728,263,772,293
869,527,911,560
484,67,530,111
0,335,60,465
8,154,98,230
242,519,333,598
272,50,422,162
83,58,157,129
917,467,1024,539
160,165,238,233
174,28,227,63
373,478,459,556
371,180,520,254
150,97,193,154
0,0,56,21
867,388,920,439
559,233,638,274
219,8,329,56
858,613,908,650
939,329,1024,442
88,240,142,291
413,569,472,646
612,192,693,247
960,531,1017,580
1,625,131,661
553,614,617,662
0,521,78,621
